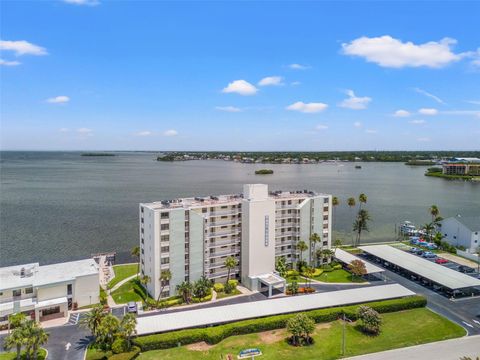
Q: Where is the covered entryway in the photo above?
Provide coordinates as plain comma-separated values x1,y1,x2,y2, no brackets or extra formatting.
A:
255,273,286,298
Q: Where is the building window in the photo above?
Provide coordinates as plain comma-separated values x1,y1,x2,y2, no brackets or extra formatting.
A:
161,258,170,265
161,246,169,252
161,212,169,219
161,224,169,230
13,289,21,297
67,284,72,295
264,215,270,247
161,235,169,242
25,287,33,294
41,306,60,316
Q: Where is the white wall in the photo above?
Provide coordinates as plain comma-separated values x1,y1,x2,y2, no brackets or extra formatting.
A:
37,284,67,302
440,217,476,251
74,274,99,307
141,206,160,299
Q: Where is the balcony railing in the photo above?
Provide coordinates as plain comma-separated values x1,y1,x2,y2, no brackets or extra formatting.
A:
0,294,35,304
208,229,241,238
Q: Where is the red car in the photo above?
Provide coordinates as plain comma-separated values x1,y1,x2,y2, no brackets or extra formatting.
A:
435,258,448,264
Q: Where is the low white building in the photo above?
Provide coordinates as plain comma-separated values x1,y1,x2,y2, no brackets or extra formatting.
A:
439,216,479,252
0,259,99,325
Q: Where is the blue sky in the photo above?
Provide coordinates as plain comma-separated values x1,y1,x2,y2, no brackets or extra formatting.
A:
1,1,479,151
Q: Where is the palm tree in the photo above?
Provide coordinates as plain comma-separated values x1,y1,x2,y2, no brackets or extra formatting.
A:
358,193,367,209
347,197,356,245
423,223,435,242
4,327,25,360
193,276,212,299
332,196,339,232
120,313,137,349
309,233,321,266
176,281,193,304
157,269,172,305
131,246,140,279
81,304,105,337
297,240,308,267
96,314,120,350
139,274,151,287
333,238,342,251
429,205,439,224
353,209,371,247
28,324,49,360
224,256,238,282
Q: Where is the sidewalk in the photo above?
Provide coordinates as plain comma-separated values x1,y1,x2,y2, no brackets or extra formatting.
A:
345,335,480,360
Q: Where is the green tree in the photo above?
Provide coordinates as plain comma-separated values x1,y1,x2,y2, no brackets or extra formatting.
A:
224,256,238,282
423,222,435,242
357,305,382,335
176,281,193,304
353,209,371,247
193,276,212,299
27,323,49,360
429,205,439,224
120,313,137,349
332,196,339,235
96,314,120,350
309,233,321,266
358,193,367,209
347,197,356,208
3,326,26,360
81,304,106,338
303,267,315,288
333,238,342,251
287,281,299,296
275,256,287,277
131,246,140,279
157,269,172,306
286,313,315,346
8,313,26,330
297,240,308,266
139,274,151,288
348,259,367,280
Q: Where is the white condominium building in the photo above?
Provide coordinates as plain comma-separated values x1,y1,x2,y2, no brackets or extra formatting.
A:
140,184,332,300
0,259,99,325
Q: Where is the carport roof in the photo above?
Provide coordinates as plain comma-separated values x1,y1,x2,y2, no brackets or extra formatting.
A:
359,245,480,290
334,248,384,274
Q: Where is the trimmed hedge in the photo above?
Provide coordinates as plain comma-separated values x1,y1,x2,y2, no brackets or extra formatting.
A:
108,347,141,360
213,283,224,293
134,295,426,351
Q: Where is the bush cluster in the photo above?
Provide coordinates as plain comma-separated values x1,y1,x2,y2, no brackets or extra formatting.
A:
133,295,427,351
213,283,224,293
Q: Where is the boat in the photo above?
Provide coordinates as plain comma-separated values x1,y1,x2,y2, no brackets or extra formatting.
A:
355,165,362,169
400,221,417,236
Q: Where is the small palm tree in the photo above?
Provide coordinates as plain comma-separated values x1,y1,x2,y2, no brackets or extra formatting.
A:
120,313,137,349
3,327,25,360
358,193,367,209
297,240,308,266
353,209,371,247
332,196,339,238
429,205,439,224
423,222,435,241
139,274,151,287
157,269,172,305
176,281,193,304
333,238,342,251
131,246,140,279
347,197,356,208
224,256,238,282
309,233,321,266
28,324,49,360
80,304,106,337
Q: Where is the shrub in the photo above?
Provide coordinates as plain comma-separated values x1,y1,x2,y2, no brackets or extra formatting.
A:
133,295,426,351
191,294,212,303
321,264,333,272
224,280,238,294
286,270,299,277
312,269,323,277
227,279,238,288
333,264,343,270
287,313,315,346
112,338,129,354
357,306,382,335
213,283,224,293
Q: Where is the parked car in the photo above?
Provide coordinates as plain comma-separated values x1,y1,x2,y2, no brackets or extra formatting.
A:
127,301,137,313
409,247,419,253
435,258,448,264
458,265,475,274
415,249,424,256
425,243,438,250
422,251,436,258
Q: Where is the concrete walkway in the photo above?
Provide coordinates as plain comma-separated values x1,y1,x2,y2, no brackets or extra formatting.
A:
106,273,139,307
345,335,480,360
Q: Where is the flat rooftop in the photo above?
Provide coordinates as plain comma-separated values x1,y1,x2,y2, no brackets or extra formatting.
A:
334,248,384,274
0,258,99,291
136,284,415,335
359,245,480,290
142,189,324,211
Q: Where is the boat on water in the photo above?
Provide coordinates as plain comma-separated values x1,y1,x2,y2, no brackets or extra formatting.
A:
400,221,417,236
355,165,362,169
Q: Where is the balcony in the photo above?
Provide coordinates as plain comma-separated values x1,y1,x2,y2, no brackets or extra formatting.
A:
208,219,240,227
208,238,240,248
209,209,241,217
207,249,238,258
208,229,241,238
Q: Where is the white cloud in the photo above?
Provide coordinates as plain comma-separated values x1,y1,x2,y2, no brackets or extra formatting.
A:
465,100,480,105
339,90,371,110
0,40,47,56
135,131,152,136
365,129,378,134
353,121,362,128
258,76,284,87
288,63,310,70
393,109,411,117
164,129,178,137
215,106,242,112
291,81,301,86
0,58,21,66
414,88,445,104
315,124,328,130
63,0,100,5
417,137,431,142
342,36,464,68
46,96,70,104
77,128,93,136
286,101,328,113
409,119,426,124
59,128,70,133
418,108,438,115
222,80,258,96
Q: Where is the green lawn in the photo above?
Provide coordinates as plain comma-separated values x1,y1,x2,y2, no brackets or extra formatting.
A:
136,308,465,360
313,269,365,283
0,349,47,360
216,288,242,299
111,278,152,304
108,264,139,289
